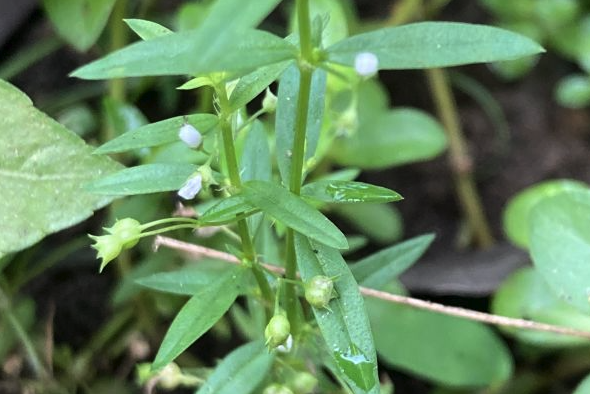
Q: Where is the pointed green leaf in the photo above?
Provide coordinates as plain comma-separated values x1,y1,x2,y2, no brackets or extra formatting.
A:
492,267,590,347
196,341,274,394
295,234,378,394
351,234,434,289
136,263,239,296
302,180,402,204
530,189,590,314
124,19,173,41
327,22,544,70
241,121,272,233
43,0,116,51
229,61,292,112
85,163,197,195
152,266,247,370
0,80,120,258
199,195,258,225
72,29,296,80
275,65,327,184
367,284,513,387
331,108,447,170
94,114,218,154
242,181,348,249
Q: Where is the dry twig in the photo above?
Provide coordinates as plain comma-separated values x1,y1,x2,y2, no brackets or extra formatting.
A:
154,235,590,341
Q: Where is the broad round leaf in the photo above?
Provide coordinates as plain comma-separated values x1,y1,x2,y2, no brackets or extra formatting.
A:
0,80,120,258
367,285,513,387
530,189,590,314
503,179,588,248
492,267,590,347
330,108,447,170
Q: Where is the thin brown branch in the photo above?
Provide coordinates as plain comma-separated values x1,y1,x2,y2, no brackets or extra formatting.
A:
154,236,590,341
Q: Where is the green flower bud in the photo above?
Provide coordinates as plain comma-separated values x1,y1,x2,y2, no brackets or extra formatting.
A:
263,384,294,394
304,275,335,309
290,371,318,394
107,218,142,249
264,314,291,349
262,88,278,113
89,234,122,273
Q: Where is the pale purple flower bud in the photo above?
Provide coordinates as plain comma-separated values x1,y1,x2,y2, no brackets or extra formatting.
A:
178,123,202,148
178,173,202,200
354,52,379,77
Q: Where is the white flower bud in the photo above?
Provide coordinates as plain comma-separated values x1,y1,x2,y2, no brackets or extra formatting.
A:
354,52,379,77
262,88,278,113
178,123,202,148
178,173,202,200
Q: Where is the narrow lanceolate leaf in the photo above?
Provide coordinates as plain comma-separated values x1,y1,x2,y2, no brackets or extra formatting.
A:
71,29,296,80
327,22,544,70
530,189,590,314
136,263,238,296
152,266,247,370
241,121,272,233
124,19,173,40
197,341,274,394
302,180,403,204
351,234,434,289
199,195,258,225
275,65,327,184
242,181,348,249
295,234,378,394
94,114,218,154
229,61,292,112
85,163,197,195
43,0,116,51
0,80,120,258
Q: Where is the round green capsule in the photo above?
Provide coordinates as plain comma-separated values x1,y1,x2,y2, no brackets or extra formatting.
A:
304,275,335,308
265,314,291,349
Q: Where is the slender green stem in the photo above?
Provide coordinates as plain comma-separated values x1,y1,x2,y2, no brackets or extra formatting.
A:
0,285,48,379
107,0,128,103
284,0,315,336
289,68,313,194
215,85,274,317
426,68,494,248
140,217,200,230
139,224,199,238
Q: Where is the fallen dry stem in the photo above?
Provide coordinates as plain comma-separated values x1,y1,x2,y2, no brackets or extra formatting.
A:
153,235,590,341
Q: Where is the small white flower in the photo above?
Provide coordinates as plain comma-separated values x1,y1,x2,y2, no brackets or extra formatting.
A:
354,52,379,77
178,123,202,148
276,334,293,353
178,173,202,200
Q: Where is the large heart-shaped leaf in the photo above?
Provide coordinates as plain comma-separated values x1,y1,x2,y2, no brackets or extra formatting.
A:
0,80,120,258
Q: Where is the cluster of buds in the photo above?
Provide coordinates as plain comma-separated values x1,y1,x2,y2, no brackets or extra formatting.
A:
89,218,142,272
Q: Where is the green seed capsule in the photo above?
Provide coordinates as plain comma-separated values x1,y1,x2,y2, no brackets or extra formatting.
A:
108,218,142,249
264,314,291,349
290,371,318,394
304,275,334,308
263,384,294,394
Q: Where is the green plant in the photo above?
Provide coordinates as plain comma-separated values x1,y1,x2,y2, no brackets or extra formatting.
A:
6,1,590,393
